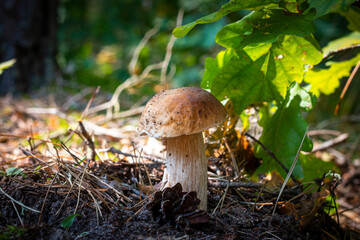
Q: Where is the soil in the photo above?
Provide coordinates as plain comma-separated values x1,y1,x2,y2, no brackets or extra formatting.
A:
1,160,358,240
0,172,351,240
0,96,359,240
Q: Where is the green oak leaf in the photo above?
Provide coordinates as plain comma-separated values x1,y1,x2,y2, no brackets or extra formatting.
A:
322,31,360,56
304,32,360,96
305,53,360,96
308,0,356,17
340,8,360,31
202,48,237,90
215,9,316,50
279,0,301,13
270,35,322,94
289,80,316,110
204,49,282,113
173,0,278,38
202,35,322,113
255,83,313,179
243,43,272,61
300,154,338,183
214,11,263,49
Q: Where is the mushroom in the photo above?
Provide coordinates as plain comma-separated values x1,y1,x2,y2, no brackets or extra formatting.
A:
137,87,227,211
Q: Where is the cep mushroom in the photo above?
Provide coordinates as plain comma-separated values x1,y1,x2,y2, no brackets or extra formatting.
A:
137,87,227,211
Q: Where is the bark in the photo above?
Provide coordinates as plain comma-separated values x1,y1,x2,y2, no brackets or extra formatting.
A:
0,0,58,95
165,132,208,211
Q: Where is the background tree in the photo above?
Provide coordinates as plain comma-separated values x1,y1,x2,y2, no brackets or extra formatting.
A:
0,0,58,95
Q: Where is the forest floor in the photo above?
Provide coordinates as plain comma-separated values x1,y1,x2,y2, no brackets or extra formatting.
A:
0,94,359,240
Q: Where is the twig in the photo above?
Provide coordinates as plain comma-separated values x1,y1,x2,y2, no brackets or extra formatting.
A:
131,143,145,196
88,15,181,120
38,168,61,224
84,178,112,209
25,107,69,120
160,9,183,84
63,88,100,144
288,185,318,202
307,129,342,137
129,24,160,74
86,189,102,226
328,148,347,166
333,200,360,215
244,132,298,184
11,200,24,226
125,204,147,223
335,60,360,115
138,149,153,187
311,133,349,152
56,163,84,216
95,106,145,125
239,201,285,206
212,181,230,214
87,67,158,117
80,120,126,139
209,181,263,189
251,181,268,212
0,133,62,147
320,229,338,240
0,186,40,213
233,188,252,209
60,141,82,165
258,231,283,240
322,44,360,63
346,134,360,160
79,121,96,162
28,128,36,152
74,159,91,214
0,155,41,166
317,115,360,129
99,147,165,164
81,86,100,120
88,24,162,118
62,87,94,111
19,147,57,173
223,138,240,178
86,171,131,202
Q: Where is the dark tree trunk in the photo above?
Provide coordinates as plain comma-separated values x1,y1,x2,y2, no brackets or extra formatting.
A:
0,0,58,95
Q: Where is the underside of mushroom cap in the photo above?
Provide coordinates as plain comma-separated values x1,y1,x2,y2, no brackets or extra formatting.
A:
138,87,227,139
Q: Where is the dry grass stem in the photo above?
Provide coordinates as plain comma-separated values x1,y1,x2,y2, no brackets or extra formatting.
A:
0,186,40,213
11,200,24,226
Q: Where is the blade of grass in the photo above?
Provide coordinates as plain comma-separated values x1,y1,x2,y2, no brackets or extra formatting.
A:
0,187,40,213
272,128,308,215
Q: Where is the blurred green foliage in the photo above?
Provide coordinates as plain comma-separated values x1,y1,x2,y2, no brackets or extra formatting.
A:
58,1,359,140
0,225,27,240
58,0,229,94
58,1,356,110
58,0,354,98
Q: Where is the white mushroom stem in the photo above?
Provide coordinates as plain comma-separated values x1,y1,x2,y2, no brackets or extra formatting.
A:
163,132,208,211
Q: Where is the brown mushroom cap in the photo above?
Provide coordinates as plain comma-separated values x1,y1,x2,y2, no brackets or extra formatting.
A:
138,87,227,139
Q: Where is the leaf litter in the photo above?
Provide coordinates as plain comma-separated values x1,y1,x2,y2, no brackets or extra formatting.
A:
0,95,359,240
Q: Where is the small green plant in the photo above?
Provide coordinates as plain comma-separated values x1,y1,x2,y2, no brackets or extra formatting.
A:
0,59,16,75
61,214,82,230
173,0,360,180
33,165,42,175
0,225,27,240
6,167,26,177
